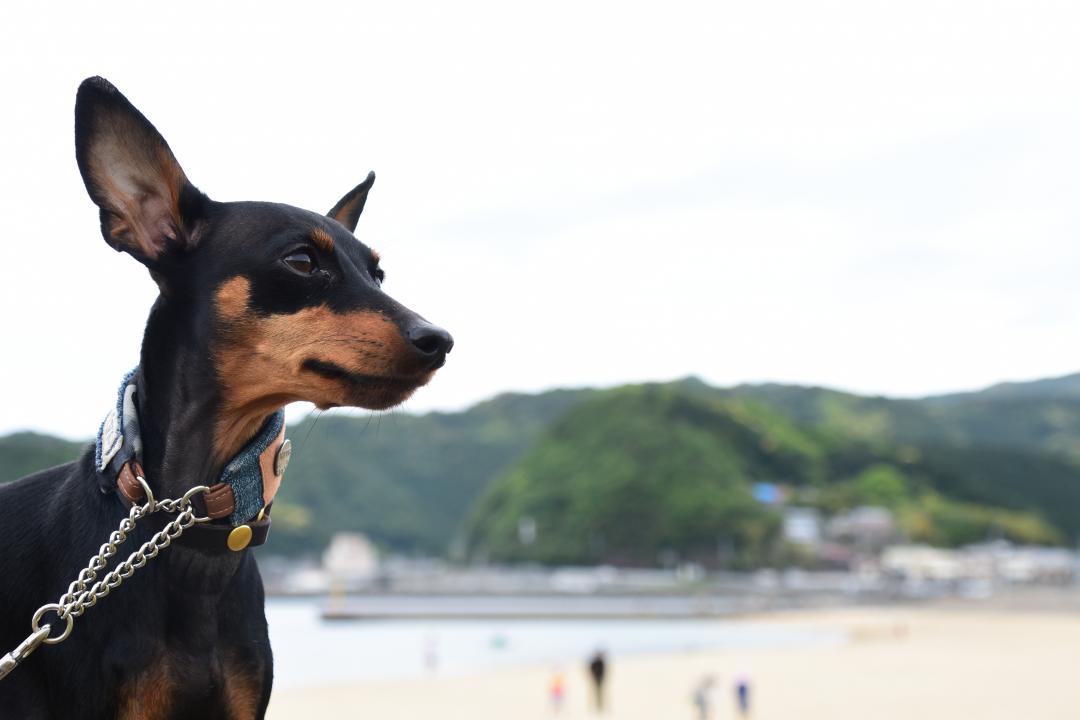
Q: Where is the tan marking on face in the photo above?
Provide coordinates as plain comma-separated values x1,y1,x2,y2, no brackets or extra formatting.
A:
212,298,433,462
310,228,334,254
370,249,380,263
117,659,172,720
215,276,252,321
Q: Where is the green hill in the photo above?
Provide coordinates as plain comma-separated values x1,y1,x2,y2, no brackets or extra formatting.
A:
934,372,1080,401
463,386,800,567
270,387,593,555
0,389,591,557
0,432,87,483
462,385,1069,567
714,382,1080,461
3,372,1080,563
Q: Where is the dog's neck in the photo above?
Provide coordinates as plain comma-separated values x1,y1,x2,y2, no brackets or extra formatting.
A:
116,298,277,588
135,296,281,501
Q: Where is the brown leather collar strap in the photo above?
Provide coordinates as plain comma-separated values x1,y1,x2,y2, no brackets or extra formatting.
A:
142,509,273,554
117,460,236,519
199,422,289,521
113,460,280,552
114,427,289,523
113,462,274,552
202,483,237,520
116,461,147,505
109,413,290,553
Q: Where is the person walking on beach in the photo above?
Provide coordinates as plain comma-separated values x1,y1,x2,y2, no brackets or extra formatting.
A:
734,674,751,717
587,650,607,712
691,675,717,719
549,668,567,714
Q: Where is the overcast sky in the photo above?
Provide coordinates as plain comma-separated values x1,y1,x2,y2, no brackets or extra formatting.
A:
2,0,1079,439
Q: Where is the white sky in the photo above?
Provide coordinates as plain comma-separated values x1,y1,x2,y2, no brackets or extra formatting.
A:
2,0,1079,439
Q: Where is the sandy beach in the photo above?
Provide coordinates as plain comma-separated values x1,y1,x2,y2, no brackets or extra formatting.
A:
267,602,1080,719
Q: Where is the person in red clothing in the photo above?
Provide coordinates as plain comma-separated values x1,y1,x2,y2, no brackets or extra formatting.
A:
549,668,567,714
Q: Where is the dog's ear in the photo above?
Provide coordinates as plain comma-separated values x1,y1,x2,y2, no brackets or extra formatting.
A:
75,77,208,266
327,171,375,233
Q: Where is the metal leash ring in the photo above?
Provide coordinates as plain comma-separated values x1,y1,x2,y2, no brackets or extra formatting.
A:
1,481,215,681
136,475,156,514
179,484,212,523
30,604,74,645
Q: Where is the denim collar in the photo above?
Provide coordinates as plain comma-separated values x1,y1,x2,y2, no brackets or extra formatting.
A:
96,367,287,526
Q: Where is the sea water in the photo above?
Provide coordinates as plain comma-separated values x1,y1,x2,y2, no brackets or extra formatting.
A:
266,597,846,689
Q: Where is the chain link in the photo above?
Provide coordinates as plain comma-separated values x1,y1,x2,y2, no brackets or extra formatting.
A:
0,479,210,681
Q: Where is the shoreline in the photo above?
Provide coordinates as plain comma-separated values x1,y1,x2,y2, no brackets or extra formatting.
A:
267,599,1080,719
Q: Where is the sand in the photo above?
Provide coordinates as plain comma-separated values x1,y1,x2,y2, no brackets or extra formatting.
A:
267,605,1080,719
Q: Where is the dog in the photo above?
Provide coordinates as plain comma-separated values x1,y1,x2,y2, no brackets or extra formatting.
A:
0,76,452,718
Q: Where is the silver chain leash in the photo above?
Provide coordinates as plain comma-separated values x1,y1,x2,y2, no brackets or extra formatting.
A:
0,478,210,681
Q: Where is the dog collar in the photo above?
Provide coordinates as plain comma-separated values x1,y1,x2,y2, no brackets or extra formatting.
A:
95,368,291,541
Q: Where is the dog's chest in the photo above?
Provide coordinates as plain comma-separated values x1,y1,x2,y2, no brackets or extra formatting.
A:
114,650,262,720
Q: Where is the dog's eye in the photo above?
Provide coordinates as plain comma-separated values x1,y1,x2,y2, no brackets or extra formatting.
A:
283,250,317,274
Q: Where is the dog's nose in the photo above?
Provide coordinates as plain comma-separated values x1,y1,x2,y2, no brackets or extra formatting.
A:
406,322,454,365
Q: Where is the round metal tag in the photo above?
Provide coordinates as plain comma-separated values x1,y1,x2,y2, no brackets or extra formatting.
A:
227,525,253,552
274,438,293,477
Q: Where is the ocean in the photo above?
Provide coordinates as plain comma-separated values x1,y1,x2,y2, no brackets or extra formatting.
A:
266,597,846,689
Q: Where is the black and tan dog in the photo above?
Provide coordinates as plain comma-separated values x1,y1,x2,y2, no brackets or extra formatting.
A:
0,77,451,718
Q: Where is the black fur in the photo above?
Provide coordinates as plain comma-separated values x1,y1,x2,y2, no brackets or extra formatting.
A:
0,77,451,718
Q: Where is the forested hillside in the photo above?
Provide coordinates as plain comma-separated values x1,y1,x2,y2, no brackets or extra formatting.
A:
0,432,87,483
463,385,1068,567
3,373,1079,564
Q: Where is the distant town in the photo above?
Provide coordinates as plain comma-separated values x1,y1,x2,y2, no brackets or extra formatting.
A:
260,508,1080,619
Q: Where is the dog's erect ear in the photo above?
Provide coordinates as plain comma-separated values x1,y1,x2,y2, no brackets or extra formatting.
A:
327,172,375,233
75,77,208,265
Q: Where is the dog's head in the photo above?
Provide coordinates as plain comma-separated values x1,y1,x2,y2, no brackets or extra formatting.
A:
74,77,451,457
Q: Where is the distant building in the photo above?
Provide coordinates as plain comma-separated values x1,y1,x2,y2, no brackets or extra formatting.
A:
826,506,895,551
881,542,1076,585
882,545,963,582
323,532,380,581
753,482,786,505
962,541,1075,584
517,516,538,545
782,507,822,546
